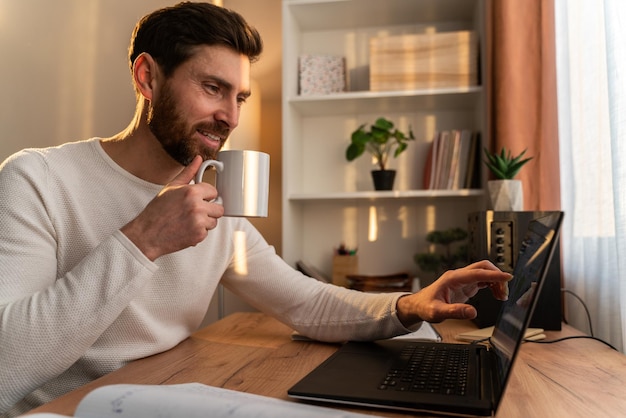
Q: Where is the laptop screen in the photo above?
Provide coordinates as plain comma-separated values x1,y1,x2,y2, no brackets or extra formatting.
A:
489,212,563,396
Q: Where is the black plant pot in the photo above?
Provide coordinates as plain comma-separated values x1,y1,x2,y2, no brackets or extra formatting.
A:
371,169,396,190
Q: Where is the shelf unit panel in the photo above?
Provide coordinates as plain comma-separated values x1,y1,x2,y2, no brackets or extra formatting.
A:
288,87,483,116
287,0,478,32
288,189,485,201
294,197,484,279
290,110,480,196
281,0,488,270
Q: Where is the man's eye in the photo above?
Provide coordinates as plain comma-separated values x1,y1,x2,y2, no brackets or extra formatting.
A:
205,84,219,94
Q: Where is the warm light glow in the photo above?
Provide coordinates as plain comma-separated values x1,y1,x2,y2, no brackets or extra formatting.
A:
224,79,261,151
344,119,358,192
394,116,411,189
243,155,260,215
233,230,248,275
425,115,436,142
425,204,436,233
342,206,358,249
368,206,378,242
399,205,409,239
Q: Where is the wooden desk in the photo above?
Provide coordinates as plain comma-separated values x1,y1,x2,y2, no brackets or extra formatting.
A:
27,312,626,417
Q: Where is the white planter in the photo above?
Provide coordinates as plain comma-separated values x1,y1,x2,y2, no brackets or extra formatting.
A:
488,179,523,211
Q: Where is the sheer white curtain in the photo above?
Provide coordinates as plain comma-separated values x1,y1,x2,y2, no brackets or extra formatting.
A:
555,0,626,352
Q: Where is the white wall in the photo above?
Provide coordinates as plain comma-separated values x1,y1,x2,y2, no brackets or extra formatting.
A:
0,0,176,161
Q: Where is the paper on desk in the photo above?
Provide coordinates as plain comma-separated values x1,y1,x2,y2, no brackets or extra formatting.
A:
25,383,375,418
455,326,545,342
391,322,442,342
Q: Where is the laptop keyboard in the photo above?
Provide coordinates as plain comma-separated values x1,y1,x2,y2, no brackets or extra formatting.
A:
379,344,470,396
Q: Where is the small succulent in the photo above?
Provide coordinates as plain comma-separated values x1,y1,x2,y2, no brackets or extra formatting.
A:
483,147,533,180
346,117,415,171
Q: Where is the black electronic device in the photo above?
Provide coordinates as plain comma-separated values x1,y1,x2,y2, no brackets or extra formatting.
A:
467,211,562,330
289,213,564,416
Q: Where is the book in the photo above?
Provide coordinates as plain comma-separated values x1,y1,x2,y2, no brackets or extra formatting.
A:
451,130,473,189
434,130,451,189
422,136,435,190
24,383,374,418
425,129,479,190
445,130,462,189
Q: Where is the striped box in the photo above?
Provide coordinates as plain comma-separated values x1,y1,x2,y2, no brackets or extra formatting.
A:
370,31,478,91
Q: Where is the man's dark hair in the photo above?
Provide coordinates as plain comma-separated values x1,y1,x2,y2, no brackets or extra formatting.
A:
129,2,263,77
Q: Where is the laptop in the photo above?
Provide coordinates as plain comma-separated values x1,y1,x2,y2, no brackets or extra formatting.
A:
288,212,563,417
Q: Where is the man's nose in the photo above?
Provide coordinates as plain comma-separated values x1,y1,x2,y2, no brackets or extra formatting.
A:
214,98,239,129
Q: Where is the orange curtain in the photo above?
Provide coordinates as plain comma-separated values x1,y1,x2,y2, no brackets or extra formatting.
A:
486,0,560,211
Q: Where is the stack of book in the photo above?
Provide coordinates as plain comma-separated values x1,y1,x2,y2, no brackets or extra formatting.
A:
423,130,481,190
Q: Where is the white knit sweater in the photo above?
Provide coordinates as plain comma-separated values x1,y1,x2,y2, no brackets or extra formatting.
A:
0,139,411,416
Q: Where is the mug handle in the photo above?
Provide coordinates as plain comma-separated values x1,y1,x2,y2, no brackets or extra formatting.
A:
195,160,224,205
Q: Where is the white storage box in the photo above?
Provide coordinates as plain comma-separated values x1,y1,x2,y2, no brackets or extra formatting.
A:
298,54,346,95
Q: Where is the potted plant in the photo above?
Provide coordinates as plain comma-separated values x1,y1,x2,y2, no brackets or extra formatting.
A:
413,227,468,285
483,147,533,211
345,117,415,190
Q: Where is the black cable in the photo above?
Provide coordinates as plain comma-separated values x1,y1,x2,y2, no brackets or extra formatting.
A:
547,289,618,350
478,335,618,352
524,335,618,351
561,288,594,336
472,289,618,351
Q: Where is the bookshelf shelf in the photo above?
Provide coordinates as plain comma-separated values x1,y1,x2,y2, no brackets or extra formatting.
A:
287,87,483,116
288,189,485,202
281,0,488,279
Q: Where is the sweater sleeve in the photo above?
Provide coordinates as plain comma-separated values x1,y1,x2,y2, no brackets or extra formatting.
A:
0,153,158,413
220,221,415,342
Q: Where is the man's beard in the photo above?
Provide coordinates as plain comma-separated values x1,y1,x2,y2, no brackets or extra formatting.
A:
147,84,228,165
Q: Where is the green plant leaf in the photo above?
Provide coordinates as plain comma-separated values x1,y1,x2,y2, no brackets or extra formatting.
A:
507,157,533,178
371,128,388,143
483,147,533,179
373,117,394,131
346,143,364,161
394,142,407,157
345,117,413,170
351,129,369,145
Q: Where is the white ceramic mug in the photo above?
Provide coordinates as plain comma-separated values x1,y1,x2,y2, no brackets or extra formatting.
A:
195,150,270,218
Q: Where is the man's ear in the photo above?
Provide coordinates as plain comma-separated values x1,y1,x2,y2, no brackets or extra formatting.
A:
132,53,159,101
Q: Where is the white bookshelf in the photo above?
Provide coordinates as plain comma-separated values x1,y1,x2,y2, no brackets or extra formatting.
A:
281,0,487,280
